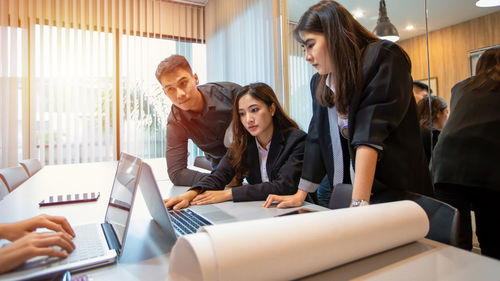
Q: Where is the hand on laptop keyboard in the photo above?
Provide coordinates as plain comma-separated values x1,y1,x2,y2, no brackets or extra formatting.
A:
1,214,75,241
164,190,200,210
0,215,75,274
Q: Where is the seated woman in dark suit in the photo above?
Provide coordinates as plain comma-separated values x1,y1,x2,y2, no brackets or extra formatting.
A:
164,83,306,210
417,95,448,164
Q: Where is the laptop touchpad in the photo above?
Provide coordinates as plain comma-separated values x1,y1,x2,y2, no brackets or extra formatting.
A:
193,205,237,223
202,210,237,223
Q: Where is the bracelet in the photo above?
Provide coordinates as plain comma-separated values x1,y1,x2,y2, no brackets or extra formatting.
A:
350,199,369,207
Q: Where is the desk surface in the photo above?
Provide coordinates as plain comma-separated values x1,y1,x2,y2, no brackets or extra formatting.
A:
1,160,499,280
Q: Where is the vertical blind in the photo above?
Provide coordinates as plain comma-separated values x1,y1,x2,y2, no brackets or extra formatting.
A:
288,22,314,131
205,0,277,92
0,0,205,168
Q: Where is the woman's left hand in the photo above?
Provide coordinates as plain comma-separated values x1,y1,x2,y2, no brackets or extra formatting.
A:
191,190,232,205
1,215,75,242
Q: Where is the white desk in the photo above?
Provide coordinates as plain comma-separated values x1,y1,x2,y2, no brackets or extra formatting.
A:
1,160,499,280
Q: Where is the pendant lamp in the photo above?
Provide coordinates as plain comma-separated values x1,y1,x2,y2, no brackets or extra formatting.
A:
372,0,399,42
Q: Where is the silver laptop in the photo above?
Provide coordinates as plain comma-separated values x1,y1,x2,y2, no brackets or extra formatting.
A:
137,162,329,251
137,162,241,250
2,152,142,281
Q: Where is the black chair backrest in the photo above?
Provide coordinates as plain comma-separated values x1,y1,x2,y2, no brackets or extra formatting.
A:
403,192,460,246
328,184,459,247
328,184,353,209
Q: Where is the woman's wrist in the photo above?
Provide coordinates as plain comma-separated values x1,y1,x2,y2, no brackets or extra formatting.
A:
296,190,308,201
0,224,8,240
226,189,233,201
185,189,201,201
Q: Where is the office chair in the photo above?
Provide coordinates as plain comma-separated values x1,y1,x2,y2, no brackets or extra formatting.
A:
0,180,9,200
19,158,42,177
328,184,354,209
0,166,29,192
328,184,460,247
193,156,212,170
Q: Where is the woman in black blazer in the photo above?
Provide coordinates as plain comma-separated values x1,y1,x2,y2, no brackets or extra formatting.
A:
165,83,306,210
265,1,433,209
433,47,500,258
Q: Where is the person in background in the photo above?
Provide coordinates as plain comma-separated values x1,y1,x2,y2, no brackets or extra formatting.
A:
433,47,500,259
417,95,448,164
264,0,433,209
0,215,75,274
413,81,432,103
164,83,306,210
316,176,334,207
155,55,242,186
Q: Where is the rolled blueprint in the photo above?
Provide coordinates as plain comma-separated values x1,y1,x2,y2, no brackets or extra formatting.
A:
168,200,429,281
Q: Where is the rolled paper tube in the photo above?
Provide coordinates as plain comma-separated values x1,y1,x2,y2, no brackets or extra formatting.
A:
168,200,429,281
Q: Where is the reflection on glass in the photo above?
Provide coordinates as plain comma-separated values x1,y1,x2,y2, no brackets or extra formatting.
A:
104,153,142,246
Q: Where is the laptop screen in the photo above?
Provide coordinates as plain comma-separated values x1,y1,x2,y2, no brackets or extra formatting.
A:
104,152,142,247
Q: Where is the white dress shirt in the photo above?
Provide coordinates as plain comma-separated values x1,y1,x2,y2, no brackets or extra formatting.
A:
256,138,271,183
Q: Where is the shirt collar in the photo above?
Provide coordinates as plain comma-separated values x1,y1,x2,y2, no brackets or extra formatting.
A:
199,85,218,111
326,74,348,123
325,73,335,92
256,138,271,152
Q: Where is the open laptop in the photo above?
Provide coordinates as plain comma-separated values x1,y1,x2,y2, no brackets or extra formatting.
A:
2,152,142,281
138,162,329,251
137,162,240,249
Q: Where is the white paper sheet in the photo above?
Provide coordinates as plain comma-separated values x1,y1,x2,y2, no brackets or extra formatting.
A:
168,200,429,281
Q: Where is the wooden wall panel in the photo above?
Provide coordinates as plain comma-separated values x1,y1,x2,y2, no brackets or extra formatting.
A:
399,11,500,103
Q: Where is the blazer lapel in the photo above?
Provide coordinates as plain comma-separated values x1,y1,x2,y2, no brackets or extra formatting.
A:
266,129,285,179
246,138,261,182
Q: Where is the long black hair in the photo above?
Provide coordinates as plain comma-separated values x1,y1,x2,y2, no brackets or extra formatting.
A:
464,47,500,92
294,0,379,116
229,83,299,181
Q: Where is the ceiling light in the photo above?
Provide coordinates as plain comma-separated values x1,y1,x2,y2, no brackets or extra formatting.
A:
352,9,365,19
405,25,415,31
476,0,500,7
373,0,400,42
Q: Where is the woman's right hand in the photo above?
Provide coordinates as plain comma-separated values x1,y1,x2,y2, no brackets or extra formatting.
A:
163,190,200,210
263,190,308,208
0,231,75,274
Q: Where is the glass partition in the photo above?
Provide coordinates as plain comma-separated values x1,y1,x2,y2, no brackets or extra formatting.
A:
423,0,500,255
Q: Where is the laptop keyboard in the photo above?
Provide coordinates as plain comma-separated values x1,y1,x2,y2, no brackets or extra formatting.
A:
19,224,108,270
59,223,107,264
169,209,212,235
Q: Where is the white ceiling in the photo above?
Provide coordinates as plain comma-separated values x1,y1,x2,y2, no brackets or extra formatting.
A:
288,0,500,41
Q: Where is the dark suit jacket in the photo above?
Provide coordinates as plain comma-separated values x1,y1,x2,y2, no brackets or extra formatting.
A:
420,127,440,164
190,127,306,202
301,40,434,197
433,78,500,191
